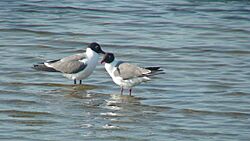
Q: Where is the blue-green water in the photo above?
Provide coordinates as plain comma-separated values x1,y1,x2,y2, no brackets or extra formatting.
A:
0,0,250,140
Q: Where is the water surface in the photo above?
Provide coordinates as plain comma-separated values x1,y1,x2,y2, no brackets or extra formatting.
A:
0,0,250,140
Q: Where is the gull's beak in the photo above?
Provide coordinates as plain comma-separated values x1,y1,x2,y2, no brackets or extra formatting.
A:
100,53,107,64
100,49,105,55
100,58,105,64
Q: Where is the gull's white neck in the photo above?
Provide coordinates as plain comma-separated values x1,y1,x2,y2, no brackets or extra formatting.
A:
78,48,99,64
86,48,98,59
105,59,119,77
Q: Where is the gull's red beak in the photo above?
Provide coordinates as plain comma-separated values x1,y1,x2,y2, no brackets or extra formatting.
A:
100,55,106,64
100,53,108,64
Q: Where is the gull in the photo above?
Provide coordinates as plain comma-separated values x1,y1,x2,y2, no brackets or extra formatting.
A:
33,42,105,84
101,53,163,96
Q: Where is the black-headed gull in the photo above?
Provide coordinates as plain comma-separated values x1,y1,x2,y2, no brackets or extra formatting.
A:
101,53,163,96
33,42,105,84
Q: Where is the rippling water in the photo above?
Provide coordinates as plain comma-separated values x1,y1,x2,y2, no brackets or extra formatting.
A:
1,0,250,140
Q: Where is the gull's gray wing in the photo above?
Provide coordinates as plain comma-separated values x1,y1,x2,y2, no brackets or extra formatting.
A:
47,60,87,74
34,53,87,73
60,53,86,62
114,62,151,80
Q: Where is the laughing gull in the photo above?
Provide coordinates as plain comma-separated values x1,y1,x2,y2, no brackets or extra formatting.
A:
101,53,163,96
33,42,105,84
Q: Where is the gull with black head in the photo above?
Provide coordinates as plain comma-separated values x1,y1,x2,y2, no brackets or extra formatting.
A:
101,53,163,96
33,42,105,84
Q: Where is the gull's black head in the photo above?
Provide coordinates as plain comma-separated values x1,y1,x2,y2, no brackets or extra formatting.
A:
89,42,105,54
101,53,115,64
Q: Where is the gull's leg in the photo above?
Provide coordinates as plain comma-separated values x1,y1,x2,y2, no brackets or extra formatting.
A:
129,89,132,96
80,80,82,85
120,87,124,95
74,79,77,85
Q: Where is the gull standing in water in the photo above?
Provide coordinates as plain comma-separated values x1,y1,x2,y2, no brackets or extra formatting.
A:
101,53,163,96
33,42,105,84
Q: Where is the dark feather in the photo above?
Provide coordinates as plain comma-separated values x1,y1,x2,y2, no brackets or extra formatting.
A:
33,64,59,72
145,67,161,71
144,66,164,76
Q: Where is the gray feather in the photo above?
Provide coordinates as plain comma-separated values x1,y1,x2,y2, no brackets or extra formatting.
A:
48,60,87,74
60,53,86,62
114,63,151,80
34,53,88,74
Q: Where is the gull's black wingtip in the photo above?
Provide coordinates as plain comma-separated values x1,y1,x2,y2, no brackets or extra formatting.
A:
32,63,59,72
145,66,165,76
145,67,162,71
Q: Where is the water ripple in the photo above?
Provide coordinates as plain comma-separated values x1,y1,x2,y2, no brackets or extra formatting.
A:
0,0,250,140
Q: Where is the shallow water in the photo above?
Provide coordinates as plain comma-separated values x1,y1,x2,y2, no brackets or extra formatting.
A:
0,0,250,140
